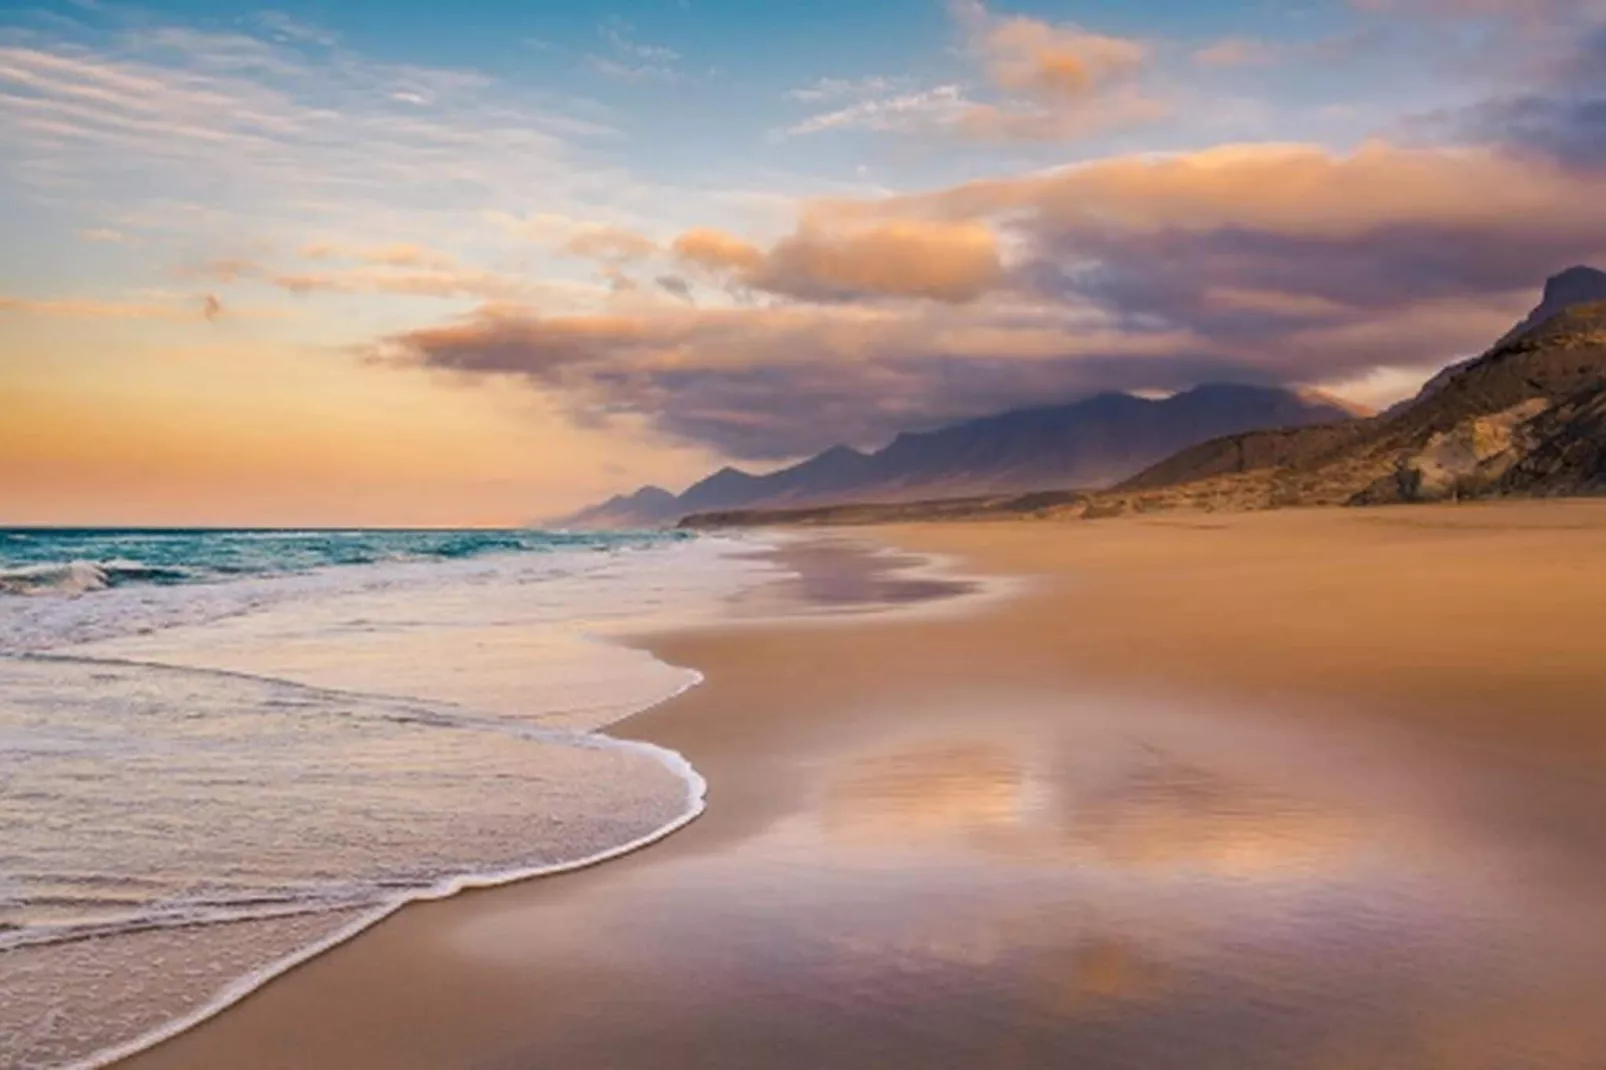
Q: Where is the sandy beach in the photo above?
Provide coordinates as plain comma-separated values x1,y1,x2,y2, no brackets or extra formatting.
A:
118,501,1606,1070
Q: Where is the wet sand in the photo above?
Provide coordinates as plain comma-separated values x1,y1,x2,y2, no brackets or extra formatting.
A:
120,502,1606,1070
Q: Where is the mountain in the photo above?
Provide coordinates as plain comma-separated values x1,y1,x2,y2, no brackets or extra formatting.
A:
1093,268,1606,514
553,485,676,530
552,384,1356,528
1381,265,1606,418
1499,265,1606,344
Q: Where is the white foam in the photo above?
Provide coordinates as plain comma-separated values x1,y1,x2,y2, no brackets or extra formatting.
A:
11,528,991,1070
0,532,791,1070
57,667,712,1070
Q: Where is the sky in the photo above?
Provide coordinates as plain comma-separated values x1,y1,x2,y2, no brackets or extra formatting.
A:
3,0,1605,525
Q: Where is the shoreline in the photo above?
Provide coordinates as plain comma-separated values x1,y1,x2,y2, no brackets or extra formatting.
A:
56,656,716,1070
38,531,963,1070
3,533,784,1070
117,501,1606,1070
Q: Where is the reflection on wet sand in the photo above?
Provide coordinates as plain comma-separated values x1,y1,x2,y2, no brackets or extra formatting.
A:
119,692,1606,1070
822,734,1364,880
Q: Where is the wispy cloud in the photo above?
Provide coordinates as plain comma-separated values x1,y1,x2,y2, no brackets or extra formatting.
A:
588,16,685,81
0,292,260,321
783,84,971,137
1193,38,1281,68
0,14,625,270
782,1,1164,142
253,11,338,49
787,75,909,103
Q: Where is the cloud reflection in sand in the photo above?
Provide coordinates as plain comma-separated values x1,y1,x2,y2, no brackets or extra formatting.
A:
819,733,1364,882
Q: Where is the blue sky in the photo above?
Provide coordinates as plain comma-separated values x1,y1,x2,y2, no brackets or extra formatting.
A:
3,0,1605,523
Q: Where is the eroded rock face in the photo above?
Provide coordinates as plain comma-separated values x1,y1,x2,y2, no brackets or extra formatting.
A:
1495,384,1606,496
1356,399,1552,504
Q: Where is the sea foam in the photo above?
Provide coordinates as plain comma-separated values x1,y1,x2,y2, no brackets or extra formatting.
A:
0,530,783,1070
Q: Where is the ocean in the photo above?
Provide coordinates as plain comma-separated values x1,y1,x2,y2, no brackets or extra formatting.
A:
0,527,782,1070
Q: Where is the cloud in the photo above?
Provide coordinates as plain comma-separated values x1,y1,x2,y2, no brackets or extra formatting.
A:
1,294,223,321
389,140,1606,460
587,17,684,81
787,75,909,103
783,85,972,137
656,274,694,303
671,219,1005,303
270,265,540,302
1433,25,1606,167
1352,0,1604,16
201,293,222,321
189,243,536,301
671,228,765,274
560,224,660,264
865,141,1606,246
1193,38,1281,68
0,19,623,281
951,93,1167,142
783,2,1163,142
863,142,1606,339
199,258,260,283
386,300,1217,459
958,2,1148,102
254,11,338,48
760,220,1005,302
950,0,1165,140
300,242,459,269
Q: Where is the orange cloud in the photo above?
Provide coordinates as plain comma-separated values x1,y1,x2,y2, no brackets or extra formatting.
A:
271,266,537,302
561,225,659,264
671,228,765,274
757,220,1004,302
968,10,1149,101
0,295,213,321
781,3,1164,143
392,139,1606,460
949,0,1164,141
865,141,1606,240
299,242,457,269
671,220,1004,303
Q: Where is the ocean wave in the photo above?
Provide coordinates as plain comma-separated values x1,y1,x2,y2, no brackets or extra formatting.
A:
0,530,693,653
0,531,783,1070
1,644,722,1070
0,559,199,596
0,529,683,597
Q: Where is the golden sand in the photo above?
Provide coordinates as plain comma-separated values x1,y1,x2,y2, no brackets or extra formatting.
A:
118,501,1606,1070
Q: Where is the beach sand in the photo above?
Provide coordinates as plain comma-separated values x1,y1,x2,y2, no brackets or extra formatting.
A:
119,501,1606,1070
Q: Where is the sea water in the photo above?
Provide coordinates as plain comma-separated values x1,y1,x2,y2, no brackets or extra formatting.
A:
0,528,782,1069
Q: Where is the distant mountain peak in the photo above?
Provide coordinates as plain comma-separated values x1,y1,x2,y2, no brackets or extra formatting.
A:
1503,264,1606,346
1544,265,1606,305
815,444,869,461
559,382,1351,528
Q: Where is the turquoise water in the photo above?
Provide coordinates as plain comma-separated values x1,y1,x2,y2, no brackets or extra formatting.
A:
0,528,681,595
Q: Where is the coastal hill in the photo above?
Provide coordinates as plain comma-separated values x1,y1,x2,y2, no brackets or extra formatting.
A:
1096,270,1606,514
554,384,1355,529
678,266,1606,528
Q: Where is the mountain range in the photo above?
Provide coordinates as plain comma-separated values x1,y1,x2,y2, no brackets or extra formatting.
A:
561,266,1606,529
1091,266,1606,513
555,383,1357,528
